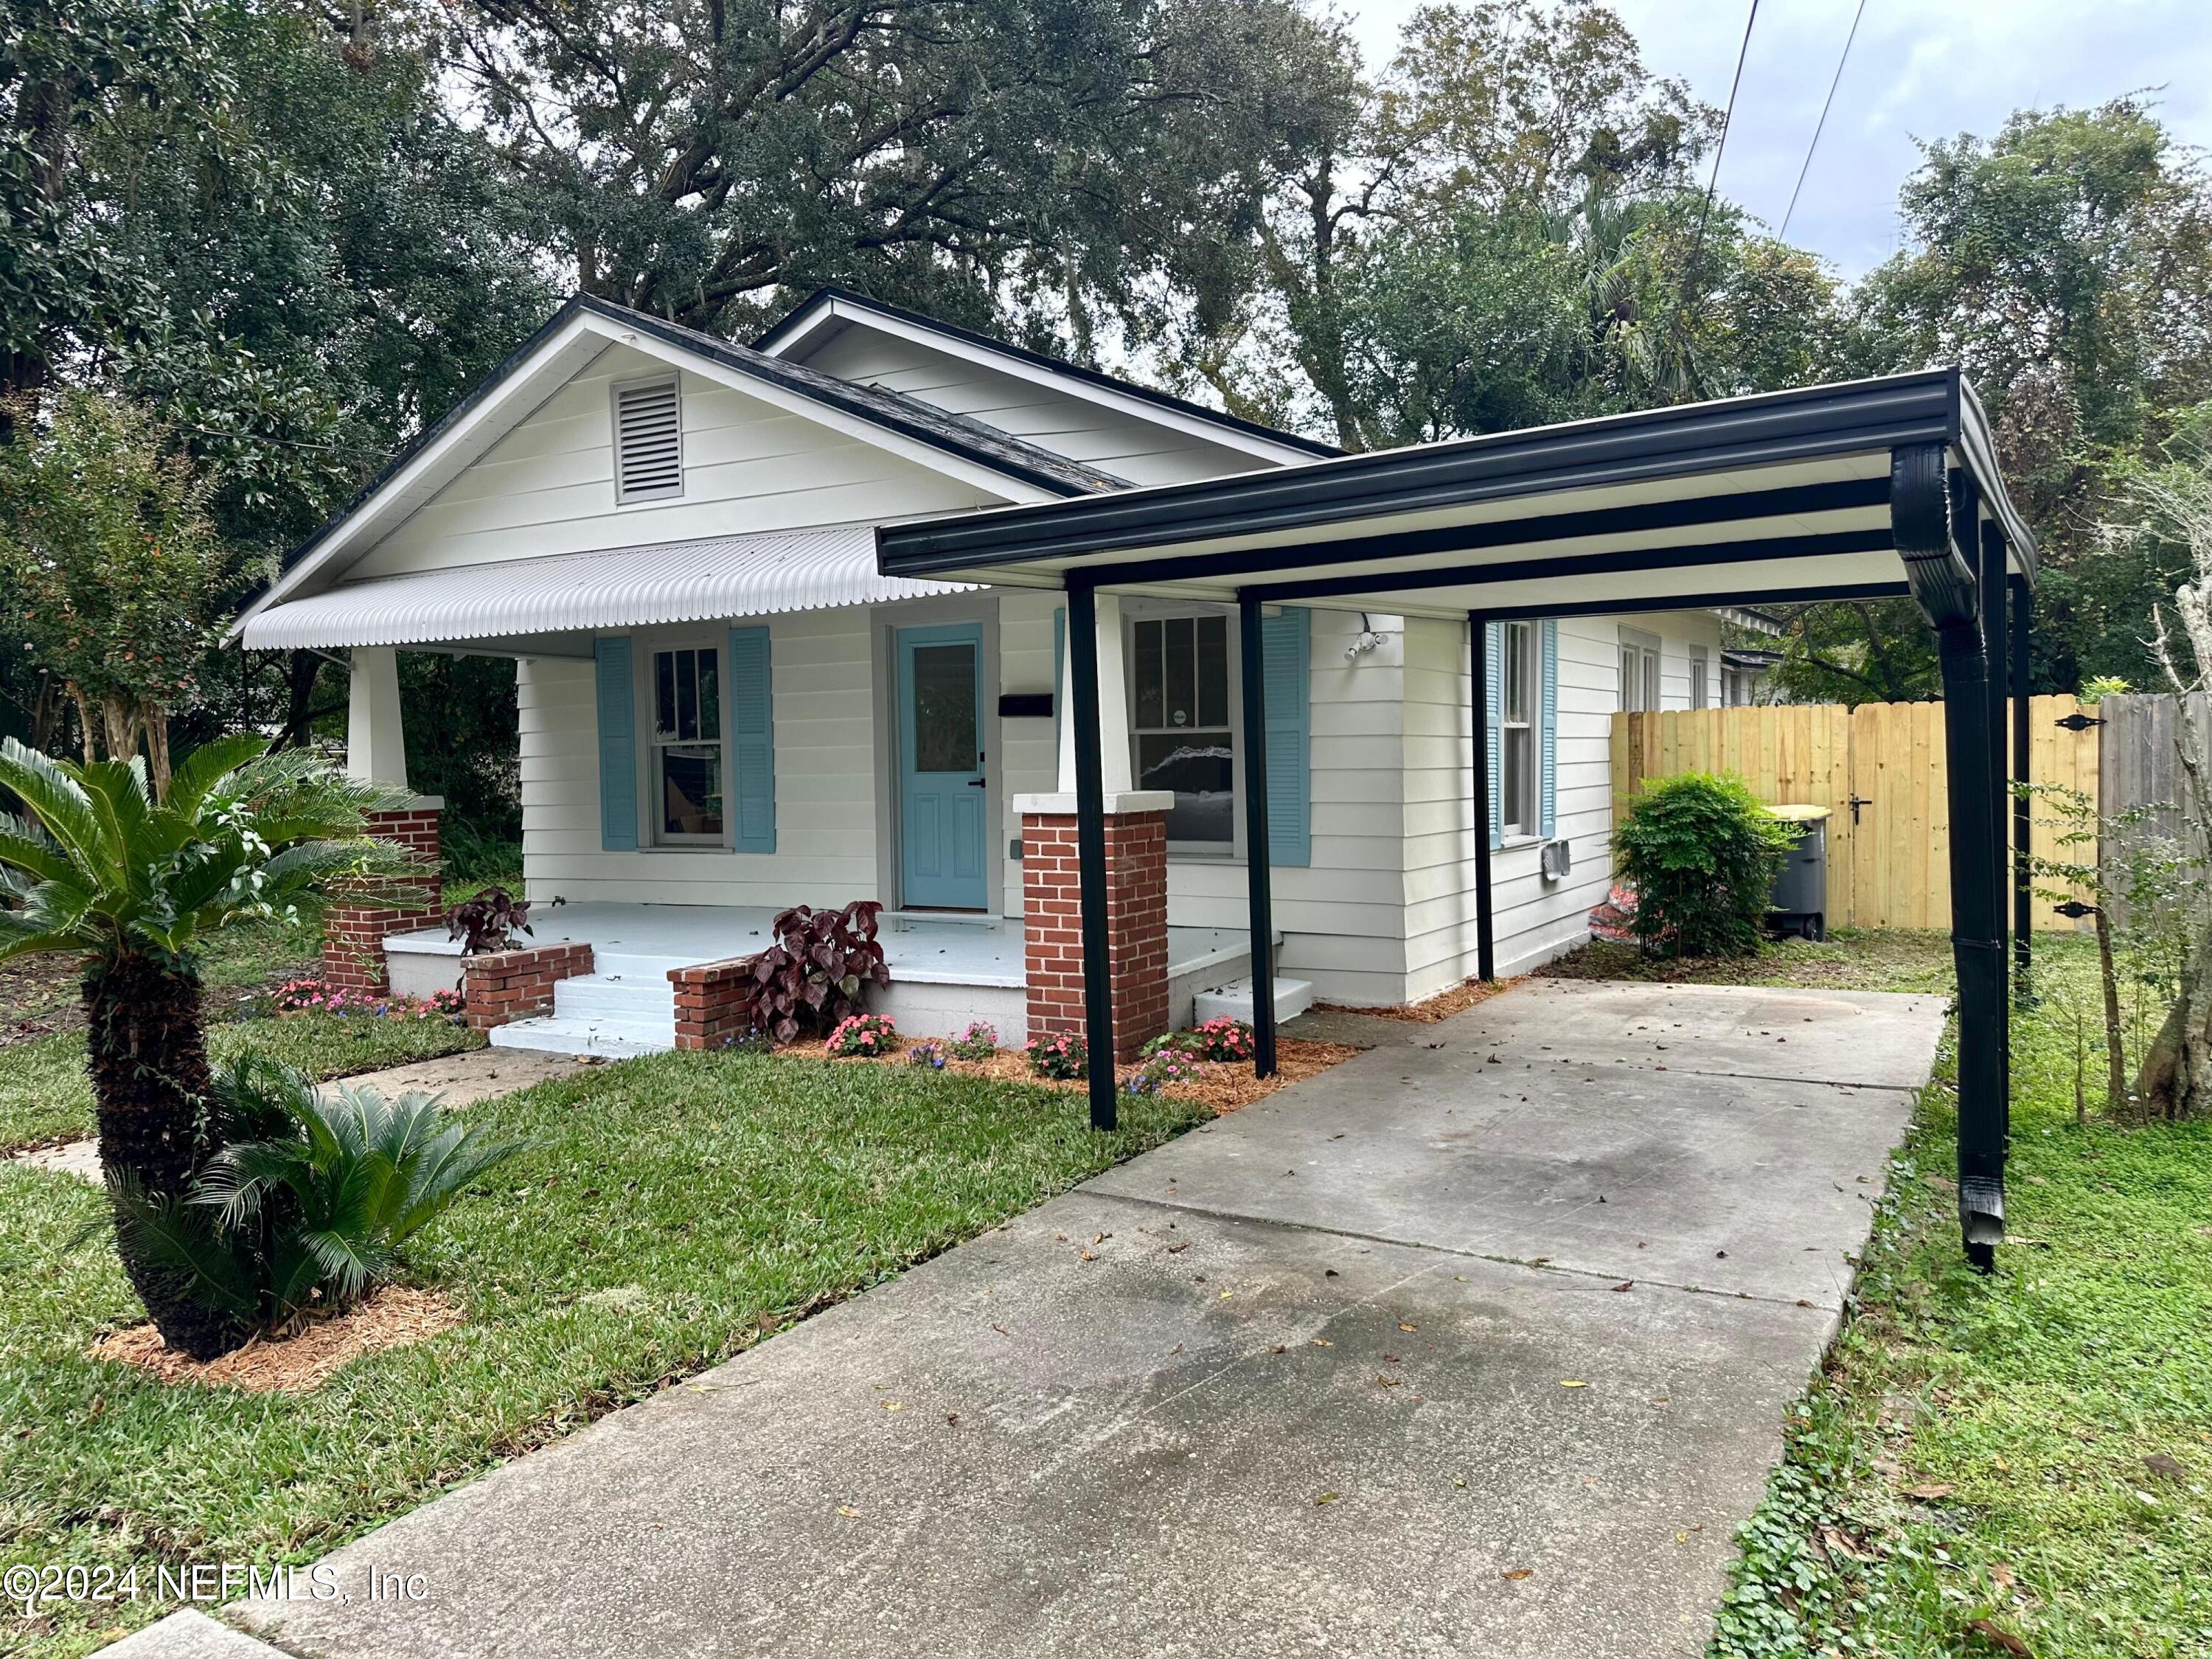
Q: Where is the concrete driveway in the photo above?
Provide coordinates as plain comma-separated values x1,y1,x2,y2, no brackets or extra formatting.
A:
135,977,1944,1659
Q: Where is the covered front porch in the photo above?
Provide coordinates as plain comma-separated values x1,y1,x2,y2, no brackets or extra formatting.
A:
380,901,1273,1056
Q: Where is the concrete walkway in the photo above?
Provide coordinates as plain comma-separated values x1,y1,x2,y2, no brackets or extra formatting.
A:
124,978,1944,1659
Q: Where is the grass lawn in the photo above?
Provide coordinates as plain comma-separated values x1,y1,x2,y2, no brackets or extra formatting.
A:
0,914,324,1045
0,1052,1207,1657
0,1015,487,1155
1695,931,2212,1658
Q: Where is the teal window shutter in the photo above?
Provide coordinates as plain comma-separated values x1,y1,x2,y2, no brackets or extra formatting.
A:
1259,607,1310,867
1485,620,1504,852
594,636,638,852
1539,619,1559,839
728,625,776,853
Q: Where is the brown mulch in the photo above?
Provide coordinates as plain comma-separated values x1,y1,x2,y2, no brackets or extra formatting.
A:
88,1287,459,1393
1314,974,1514,1025
773,1033,1360,1114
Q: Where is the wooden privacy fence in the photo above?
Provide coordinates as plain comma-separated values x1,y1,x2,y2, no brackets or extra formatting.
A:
1610,696,2099,931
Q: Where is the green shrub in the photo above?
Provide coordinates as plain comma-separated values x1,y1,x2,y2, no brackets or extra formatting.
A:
1612,772,1796,958
102,1054,526,1343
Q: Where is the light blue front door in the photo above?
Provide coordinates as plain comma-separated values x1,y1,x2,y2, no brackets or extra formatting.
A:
898,625,989,910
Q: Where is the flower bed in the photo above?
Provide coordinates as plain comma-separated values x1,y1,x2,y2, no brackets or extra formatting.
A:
269,978,466,1024
775,1014,1358,1114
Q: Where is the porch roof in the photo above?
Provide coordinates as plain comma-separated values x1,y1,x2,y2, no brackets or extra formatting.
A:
237,524,978,652
872,369,2036,616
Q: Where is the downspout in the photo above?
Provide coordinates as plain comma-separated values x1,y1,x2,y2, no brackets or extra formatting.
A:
1894,444,2006,1266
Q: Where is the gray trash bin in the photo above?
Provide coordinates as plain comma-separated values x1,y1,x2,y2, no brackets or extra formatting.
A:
1767,804,1830,941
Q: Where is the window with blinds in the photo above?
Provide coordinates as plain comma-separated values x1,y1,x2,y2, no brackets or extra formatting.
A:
613,377,683,503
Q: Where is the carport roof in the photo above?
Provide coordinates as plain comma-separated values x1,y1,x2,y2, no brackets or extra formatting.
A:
874,368,2034,618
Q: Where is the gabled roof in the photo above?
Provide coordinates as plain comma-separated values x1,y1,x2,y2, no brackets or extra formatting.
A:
232,294,1132,639
754,285,1342,465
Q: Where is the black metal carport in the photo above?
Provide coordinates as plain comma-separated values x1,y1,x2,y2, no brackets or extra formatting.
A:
878,368,2037,1265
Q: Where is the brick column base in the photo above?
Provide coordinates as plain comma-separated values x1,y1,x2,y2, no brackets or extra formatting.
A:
322,801,445,995
1019,793,1171,1062
668,956,764,1048
460,942,593,1033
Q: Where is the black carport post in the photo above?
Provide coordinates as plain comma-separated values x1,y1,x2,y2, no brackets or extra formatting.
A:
1981,520,2011,1087
1065,577,1119,1131
1470,613,1497,981
1899,446,2006,1265
1238,597,1279,1078
2011,574,2034,993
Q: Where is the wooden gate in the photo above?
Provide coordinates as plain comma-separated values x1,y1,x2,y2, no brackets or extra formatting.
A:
1610,695,2097,931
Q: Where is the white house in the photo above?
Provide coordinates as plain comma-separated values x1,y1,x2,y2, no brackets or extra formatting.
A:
236,288,1731,1055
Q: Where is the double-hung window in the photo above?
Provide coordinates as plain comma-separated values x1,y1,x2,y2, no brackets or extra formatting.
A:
1688,644,1710,709
1618,627,1661,712
1131,612,1234,848
651,646,723,841
1500,620,1536,838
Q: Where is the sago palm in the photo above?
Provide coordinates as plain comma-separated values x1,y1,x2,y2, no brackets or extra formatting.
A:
108,1055,524,1338
0,734,421,1357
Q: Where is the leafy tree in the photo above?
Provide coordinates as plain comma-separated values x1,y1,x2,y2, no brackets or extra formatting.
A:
1837,99,2212,694
442,0,1328,341
0,735,419,1358
0,392,228,793
1761,598,1943,708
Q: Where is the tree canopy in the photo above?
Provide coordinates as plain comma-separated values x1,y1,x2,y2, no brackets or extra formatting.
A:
4,0,2208,798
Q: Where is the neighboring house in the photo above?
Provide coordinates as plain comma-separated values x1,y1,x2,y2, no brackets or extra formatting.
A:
1720,647,1786,706
234,288,1731,1052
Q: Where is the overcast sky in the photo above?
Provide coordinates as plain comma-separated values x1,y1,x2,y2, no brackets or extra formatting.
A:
1338,0,2212,276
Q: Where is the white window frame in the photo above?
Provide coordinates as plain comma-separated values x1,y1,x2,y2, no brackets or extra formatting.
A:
1618,627,1661,712
1500,620,1537,839
1688,644,1709,709
611,374,685,506
639,633,728,849
1124,600,1242,860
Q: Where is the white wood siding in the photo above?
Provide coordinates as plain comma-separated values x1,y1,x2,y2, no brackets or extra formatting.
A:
1164,608,1411,1006
519,608,881,905
353,344,1003,581
1398,610,1726,997
796,328,1265,489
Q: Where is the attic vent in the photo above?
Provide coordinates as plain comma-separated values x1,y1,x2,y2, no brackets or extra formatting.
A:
613,378,683,503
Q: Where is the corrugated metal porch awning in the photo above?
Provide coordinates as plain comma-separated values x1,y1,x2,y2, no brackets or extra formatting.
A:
239,525,978,650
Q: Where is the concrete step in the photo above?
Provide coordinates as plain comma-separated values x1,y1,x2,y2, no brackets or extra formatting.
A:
552,975,676,1020
488,1015,672,1058
1192,975,1317,1026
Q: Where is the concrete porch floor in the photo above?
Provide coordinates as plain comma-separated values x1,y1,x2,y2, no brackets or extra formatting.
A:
386,902,1270,1056
386,901,1256,990
135,975,1948,1659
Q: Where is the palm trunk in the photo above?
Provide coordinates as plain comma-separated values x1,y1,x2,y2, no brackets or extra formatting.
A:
83,953,243,1359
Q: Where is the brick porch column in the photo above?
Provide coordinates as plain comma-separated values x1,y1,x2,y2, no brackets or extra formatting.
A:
322,798,445,995
1017,790,1172,1062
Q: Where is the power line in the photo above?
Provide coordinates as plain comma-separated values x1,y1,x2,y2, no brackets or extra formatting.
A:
1781,0,1868,240
1669,0,1761,383
1686,0,1761,281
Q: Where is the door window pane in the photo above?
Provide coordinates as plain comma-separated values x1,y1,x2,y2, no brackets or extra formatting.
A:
911,643,978,773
